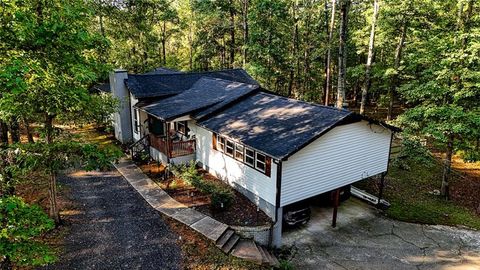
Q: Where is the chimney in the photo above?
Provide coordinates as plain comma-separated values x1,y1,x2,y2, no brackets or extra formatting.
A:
109,69,133,144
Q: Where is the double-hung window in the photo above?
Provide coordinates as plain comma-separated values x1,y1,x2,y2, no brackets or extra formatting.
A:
245,148,255,167
235,144,244,161
217,135,225,152
225,140,234,156
255,152,266,173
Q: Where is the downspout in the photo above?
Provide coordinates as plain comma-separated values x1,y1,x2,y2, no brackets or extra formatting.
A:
270,159,283,248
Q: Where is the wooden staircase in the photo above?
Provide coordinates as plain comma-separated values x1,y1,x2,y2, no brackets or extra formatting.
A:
215,228,279,266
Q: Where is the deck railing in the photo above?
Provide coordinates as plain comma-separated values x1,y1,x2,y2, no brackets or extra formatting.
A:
149,135,196,158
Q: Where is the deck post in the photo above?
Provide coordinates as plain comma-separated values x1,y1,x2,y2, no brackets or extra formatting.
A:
332,188,340,228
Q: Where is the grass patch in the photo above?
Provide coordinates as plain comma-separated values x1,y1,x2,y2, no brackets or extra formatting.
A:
357,157,480,230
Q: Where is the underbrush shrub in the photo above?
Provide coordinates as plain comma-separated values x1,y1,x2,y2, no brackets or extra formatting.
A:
171,160,234,211
210,187,234,210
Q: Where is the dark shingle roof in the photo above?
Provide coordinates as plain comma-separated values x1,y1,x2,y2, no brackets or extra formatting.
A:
198,92,358,160
142,67,183,75
139,77,259,121
125,69,258,98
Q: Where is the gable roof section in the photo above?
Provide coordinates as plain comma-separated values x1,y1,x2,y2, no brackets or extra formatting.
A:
125,68,258,98
198,92,364,160
139,77,259,121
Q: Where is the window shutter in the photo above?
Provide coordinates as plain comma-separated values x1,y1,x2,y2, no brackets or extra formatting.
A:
212,133,217,150
265,156,272,177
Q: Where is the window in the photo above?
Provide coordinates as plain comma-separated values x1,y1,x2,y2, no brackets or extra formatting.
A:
133,108,140,134
226,140,234,156
245,148,255,166
255,152,266,173
211,133,270,176
217,135,225,152
175,121,187,134
235,144,244,161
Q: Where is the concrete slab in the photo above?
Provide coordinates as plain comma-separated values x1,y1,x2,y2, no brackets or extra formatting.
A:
282,198,480,270
190,217,228,242
171,208,206,225
231,239,263,264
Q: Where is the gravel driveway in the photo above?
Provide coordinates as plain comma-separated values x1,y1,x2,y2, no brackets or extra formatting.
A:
283,199,480,270
43,170,181,270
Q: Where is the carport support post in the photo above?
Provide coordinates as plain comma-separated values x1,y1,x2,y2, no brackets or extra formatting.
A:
332,188,340,228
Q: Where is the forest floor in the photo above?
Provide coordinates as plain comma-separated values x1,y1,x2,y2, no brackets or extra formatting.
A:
356,155,480,230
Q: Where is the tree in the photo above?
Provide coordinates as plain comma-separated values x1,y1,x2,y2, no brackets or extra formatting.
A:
0,0,121,223
20,142,121,223
359,0,379,115
396,0,480,198
0,196,55,269
336,0,350,109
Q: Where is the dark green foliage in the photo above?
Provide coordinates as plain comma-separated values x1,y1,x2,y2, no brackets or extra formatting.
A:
171,161,234,211
210,187,234,210
0,196,56,268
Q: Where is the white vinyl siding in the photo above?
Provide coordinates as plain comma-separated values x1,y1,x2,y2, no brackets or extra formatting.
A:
280,121,392,207
195,125,277,206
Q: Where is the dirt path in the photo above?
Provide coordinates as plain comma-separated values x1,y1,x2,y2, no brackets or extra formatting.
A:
42,170,181,270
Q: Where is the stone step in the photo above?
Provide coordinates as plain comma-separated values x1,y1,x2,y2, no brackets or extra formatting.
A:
221,234,240,254
231,239,263,264
259,245,279,266
216,229,235,248
256,244,270,265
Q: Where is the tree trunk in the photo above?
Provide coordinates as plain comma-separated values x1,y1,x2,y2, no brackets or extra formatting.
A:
99,14,105,38
24,119,34,143
292,0,300,98
441,134,454,199
242,0,249,67
229,0,235,68
9,120,20,143
287,69,294,97
48,172,60,224
336,0,350,109
359,0,379,115
45,114,54,144
0,121,8,144
324,0,336,106
387,20,407,120
162,21,167,65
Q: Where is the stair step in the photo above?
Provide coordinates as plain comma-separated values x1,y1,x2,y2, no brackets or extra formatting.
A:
221,234,240,254
258,245,279,266
257,245,270,265
216,229,235,248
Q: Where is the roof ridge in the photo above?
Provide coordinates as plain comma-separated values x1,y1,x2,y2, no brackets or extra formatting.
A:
257,91,351,114
130,68,247,77
194,76,258,87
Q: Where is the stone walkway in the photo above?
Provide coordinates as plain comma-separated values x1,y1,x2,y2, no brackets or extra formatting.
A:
113,159,278,266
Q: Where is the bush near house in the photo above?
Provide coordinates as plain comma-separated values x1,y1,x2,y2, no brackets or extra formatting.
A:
171,161,234,210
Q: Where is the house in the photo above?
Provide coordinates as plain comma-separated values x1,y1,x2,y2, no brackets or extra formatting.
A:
109,68,398,247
